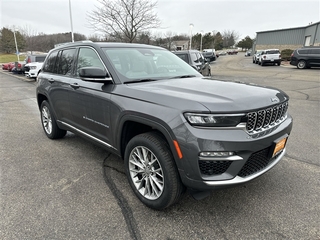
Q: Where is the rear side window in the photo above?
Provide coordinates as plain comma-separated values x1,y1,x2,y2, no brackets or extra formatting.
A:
42,51,59,73
35,56,46,62
297,49,308,54
310,49,320,54
57,48,76,76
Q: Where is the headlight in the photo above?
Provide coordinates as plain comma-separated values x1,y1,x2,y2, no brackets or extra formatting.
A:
30,66,37,70
184,113,245,127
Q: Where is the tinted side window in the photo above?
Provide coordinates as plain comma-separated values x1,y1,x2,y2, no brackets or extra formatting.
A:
57,48,76,76
76,48,105,76
266,50,280,54
310,49,320,54
297,49,308,54
42,51,59,73
35,56,46,62
176,54,189,63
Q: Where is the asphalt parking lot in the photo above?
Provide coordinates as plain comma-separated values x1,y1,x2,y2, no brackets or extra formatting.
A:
1,53,319,240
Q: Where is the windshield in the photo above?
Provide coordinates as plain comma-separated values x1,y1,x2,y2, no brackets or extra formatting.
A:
102,47,201,83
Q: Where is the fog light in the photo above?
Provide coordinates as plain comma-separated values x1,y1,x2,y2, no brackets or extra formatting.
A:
200,151,234,157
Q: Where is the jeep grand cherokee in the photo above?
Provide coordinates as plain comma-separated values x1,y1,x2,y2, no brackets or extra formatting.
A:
36,42,293,210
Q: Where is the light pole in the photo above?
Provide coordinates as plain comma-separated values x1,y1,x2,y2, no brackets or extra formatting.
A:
212,30,215,50
200,30,204,52
189,23,194,50
13,28,20,61
69,0,74,42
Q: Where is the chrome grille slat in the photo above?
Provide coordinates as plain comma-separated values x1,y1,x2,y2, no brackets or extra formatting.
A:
246,101,288,134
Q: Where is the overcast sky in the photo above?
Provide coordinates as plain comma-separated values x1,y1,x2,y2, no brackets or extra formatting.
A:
1,0,319,40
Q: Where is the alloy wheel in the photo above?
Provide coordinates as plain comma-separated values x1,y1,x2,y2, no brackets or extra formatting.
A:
128,146,164,200
42,106,52,134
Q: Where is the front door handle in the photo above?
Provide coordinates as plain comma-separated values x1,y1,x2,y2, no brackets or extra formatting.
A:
70,83,80,89
48,78,54,83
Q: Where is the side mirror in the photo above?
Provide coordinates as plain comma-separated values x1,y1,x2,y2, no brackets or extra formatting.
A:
79,67,112,82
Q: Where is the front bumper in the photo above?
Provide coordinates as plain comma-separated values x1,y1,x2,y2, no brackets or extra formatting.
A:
25,69,38,78
174,115,293,191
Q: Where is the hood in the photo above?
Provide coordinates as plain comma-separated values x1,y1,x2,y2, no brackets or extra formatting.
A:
120,77,288,113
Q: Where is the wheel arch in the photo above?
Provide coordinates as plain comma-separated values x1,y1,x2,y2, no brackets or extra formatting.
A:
37,93,48,110
117,114,180,162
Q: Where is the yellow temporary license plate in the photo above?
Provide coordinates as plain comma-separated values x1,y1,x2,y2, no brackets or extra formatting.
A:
272,137,287,157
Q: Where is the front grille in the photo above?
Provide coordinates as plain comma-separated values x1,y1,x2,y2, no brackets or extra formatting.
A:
199,160,232,176
246,101,288,133
238,148,275,177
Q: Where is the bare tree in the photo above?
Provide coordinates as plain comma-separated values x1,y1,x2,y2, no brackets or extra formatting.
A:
164,31,174,50
87,0,161,43
222,30,240,48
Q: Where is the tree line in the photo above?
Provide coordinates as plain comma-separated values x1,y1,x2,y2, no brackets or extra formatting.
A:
0,0,254,54
0,26,253,54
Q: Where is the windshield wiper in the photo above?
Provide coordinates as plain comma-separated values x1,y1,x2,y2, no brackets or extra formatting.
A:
124,79,157,84
170,75,197,79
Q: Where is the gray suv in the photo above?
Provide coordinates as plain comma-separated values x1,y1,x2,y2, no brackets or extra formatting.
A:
36,42,293,209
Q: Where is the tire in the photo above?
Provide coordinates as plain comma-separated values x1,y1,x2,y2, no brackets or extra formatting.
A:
40,101,67,139
261,60,264,66
297,60,306,69
124,132,184,210
258,61,261,65
277,61,281,66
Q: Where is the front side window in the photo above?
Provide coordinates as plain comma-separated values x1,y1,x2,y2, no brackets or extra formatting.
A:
42,50,59,73
57,48,76,76
76,48,105,76
175,54,189,63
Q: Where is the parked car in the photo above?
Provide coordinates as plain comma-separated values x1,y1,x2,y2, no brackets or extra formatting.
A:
21,54,47,74
36,41,292,210
24,62,44,79
202,49,217,62
227,50,238,55
245,50,252,56
290,47,320,69
258,49,281,66
2,62,13,70
173,50,211,76
217,51,227,56
11,61,26,74
253,50,264,64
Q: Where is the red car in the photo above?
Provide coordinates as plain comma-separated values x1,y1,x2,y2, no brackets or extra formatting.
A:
2,62,13,70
